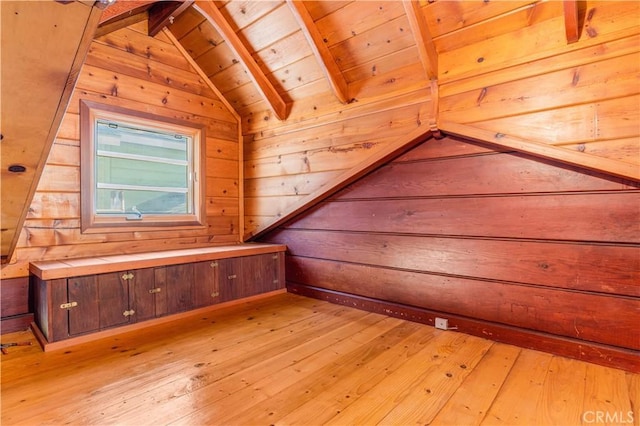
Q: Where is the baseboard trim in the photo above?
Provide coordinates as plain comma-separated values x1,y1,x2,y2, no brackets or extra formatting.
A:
287,283,639,373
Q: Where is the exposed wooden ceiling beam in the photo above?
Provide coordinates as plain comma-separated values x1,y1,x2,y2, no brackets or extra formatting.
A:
403,0,438,80
95,10,148,38
286,0,350,104
440,121,640,183
148,1,194,37
98,0,155,24
194,1,288,121
563,0,580,43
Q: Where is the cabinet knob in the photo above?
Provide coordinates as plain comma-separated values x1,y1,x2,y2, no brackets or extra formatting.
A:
228,274,237,280
60,301,78,310
148,288,162,294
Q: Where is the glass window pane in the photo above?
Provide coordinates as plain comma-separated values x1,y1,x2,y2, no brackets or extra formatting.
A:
96,189,189,215
80,100,205,231
96,121,189,162
96,157,188,188
93,117,195,218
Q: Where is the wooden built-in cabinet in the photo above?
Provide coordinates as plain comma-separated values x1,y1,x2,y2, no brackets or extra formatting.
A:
218,254,282,302
30,244,286,349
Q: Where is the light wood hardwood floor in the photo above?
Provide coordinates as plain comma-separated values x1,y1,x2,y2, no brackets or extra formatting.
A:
1,293,638,425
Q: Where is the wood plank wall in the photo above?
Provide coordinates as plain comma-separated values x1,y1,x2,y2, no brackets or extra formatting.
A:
260,136,640,372
436,0,640,166
0,21,240,282
243,88,432,237
242,0,638,238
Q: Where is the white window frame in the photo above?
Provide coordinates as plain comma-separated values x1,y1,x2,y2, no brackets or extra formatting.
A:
80,100,206,233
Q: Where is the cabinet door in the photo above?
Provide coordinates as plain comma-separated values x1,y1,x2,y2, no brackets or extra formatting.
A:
218,257,242,302
130,268,160,322
164,264,194,314
67,275,100,336
193,261,220,308
97,272,131,329
242,253,281,296
47,278,72,342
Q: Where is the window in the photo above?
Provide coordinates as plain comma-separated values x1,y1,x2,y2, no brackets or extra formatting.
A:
80,101,206,232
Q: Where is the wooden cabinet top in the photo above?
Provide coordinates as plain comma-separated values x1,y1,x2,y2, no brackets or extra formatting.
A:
30,243,286,280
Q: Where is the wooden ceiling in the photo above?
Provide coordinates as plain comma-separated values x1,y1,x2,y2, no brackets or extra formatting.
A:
168,0,554,119
1,0,637,262
94,0,585,123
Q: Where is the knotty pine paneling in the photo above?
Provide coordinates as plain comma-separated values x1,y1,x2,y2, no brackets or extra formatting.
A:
424,0,539,40
438,1,640,174
243,87,431,236
238,3,299,53
441,53,639,125
1,25,240,281
260,136,640,367
315,1,406,48
329,15,416,72
439,2,638,84
98,25,193,71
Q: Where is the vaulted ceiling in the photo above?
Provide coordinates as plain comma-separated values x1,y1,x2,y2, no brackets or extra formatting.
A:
1,0,638,261
95,0,588,124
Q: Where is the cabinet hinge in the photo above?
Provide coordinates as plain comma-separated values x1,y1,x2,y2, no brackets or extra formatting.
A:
272,254,279,260
148,288,162,294
122,273,134,281
211,291,220,298
210,261,218,268
60,301,78,309
227,274,237,280
123,309,135,317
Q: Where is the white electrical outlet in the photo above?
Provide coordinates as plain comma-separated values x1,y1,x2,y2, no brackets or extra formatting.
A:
435,317,449,330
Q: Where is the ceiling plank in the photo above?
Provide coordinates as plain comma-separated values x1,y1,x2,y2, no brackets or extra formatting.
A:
403,0,438,80
194,0,288,121
439,121,640,182
286,0,350,104
148,1,194,37
163,28,239,121
563,0,580,43
1,1,105,261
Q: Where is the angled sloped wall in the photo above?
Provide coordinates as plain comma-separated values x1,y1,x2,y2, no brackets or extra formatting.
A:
1,22,240,280
260,135,640,372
